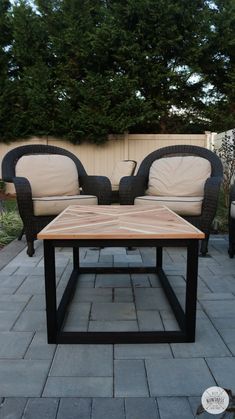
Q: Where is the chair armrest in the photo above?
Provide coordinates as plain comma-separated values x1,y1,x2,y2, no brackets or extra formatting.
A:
80,175,112,205
201,176,222,222
119,175,147,205
13,177,34,219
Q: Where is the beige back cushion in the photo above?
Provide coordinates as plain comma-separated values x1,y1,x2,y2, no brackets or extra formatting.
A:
110,161,136,187
147,156,211,197
16,154,79,197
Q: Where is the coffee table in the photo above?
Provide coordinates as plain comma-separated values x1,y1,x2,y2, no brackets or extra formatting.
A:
38,205,204,344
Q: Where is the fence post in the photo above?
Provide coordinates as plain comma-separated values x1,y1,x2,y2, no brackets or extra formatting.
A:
124,131,129,160
205,131,212,150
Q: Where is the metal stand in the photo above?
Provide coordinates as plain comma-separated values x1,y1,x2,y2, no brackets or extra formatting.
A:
43,238,199,344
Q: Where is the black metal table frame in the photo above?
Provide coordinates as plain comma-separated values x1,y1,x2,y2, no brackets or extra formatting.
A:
43,238,199,344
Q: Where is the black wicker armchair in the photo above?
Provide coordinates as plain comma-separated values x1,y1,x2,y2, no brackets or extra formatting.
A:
228,182,235,258
119,145,223,256
2,144,112,256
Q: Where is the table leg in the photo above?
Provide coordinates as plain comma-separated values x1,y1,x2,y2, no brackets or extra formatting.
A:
157,247,163,269
185,240,199,341
44,241,57,343
73,247,79,269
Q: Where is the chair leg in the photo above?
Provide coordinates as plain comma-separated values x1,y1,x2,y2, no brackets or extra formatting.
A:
27,241,35,257
200,234,209,256
228,217,235,258
228,245,234,258
228,237,235,258
18,227,25,241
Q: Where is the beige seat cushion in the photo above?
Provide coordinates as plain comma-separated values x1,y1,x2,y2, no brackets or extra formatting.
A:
231,201,235,219
16,154,79,197
33,195,98,216
146,156,211,197
110,161,136,190
135,195,203,216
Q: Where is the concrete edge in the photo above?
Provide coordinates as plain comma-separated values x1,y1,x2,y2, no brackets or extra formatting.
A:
0,238,27,270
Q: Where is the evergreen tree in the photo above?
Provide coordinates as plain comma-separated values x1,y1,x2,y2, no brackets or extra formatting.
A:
0,0,14,140
0,0,234,143
201,0,235,132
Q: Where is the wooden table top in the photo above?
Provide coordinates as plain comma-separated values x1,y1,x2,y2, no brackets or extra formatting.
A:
37,205,205,240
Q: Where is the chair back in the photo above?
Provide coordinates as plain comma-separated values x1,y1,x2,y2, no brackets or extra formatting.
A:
110,160,137,190
1,144,87,182
137,145,223,179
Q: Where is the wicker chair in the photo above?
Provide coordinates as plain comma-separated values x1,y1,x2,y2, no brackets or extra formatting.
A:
110,160,137,203
2,144,112,256
119,145,223,256
228,182,235,258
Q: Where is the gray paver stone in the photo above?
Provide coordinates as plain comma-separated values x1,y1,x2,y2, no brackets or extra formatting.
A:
134,288,170,310
206,358,235,389
13,310,46,332
145,358,215,396
137,310,164,331
171,318,231,358
114,360,149,397
92,398,125,419
115,343,172,359
72,288,112,302
200,300,235,318
57,398,92,419
50,345,113,377
95,274,131,288
91,303,136,321
24,333,56,360
0,331,33,358
0,360,50,397
0,274,26,290
0,310,22,331
125,398,159,419
16,276,45,295
114,288,133,302
89,321,138,332
0,398,27,419
157,397,194,419
43,377,113,397
22,398,59,419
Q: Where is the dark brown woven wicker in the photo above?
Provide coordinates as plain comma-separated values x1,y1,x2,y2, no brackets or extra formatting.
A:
111,160,137,203
119,144,223,256
2,144,112,256
228,182,235,258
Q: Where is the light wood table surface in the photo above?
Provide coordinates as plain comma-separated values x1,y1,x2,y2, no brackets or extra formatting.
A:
38,205,204,240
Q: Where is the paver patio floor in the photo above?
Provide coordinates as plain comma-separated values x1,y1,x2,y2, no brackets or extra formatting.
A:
0,235,234,418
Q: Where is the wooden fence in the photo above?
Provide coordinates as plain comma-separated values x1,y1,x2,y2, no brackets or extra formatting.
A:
0,132,213,193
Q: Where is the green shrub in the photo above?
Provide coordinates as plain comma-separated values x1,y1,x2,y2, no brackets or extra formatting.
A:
2,199,18,212
214,130,235,208
0,210,23,246
213,190,228,233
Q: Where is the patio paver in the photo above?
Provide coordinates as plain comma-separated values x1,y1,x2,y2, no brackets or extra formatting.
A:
145,358,216,396
0,235,234,418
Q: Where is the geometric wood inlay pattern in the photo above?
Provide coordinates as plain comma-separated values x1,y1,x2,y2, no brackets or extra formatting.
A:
37,205,205,240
